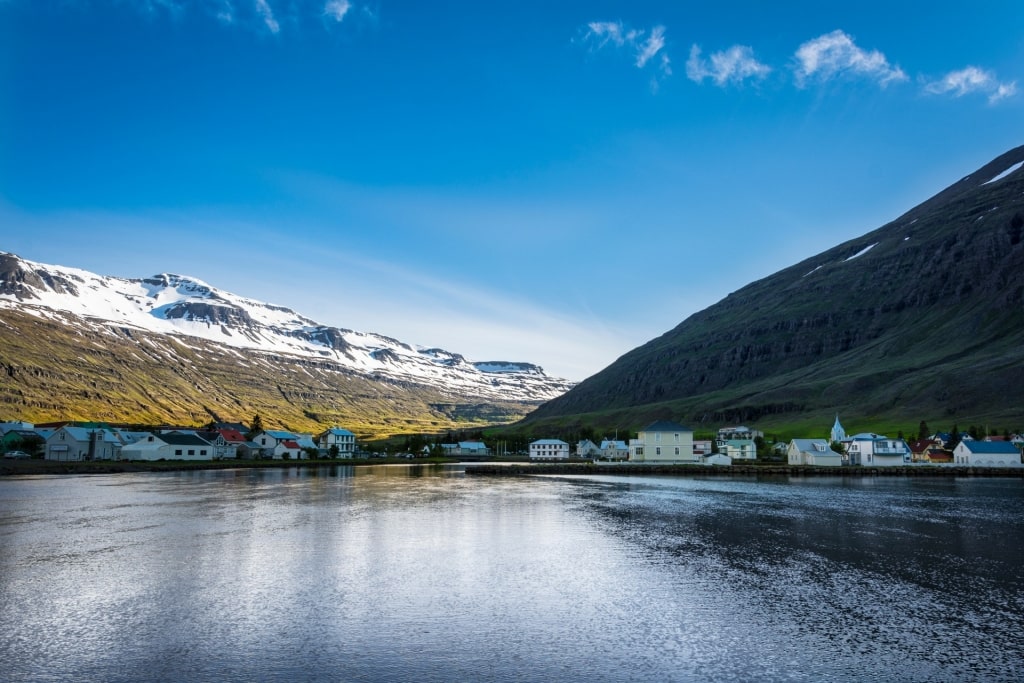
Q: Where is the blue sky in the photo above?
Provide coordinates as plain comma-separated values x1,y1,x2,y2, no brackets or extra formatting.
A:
2,1,1023,380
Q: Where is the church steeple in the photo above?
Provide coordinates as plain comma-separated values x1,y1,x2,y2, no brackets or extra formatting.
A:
831,414,846,443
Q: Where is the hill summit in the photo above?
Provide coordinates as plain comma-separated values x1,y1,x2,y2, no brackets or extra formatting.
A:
525,145,1024,432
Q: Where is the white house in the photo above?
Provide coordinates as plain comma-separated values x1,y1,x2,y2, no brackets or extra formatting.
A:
576,439,600,458
120,432,216,461
530,439,569,460
720,439,757,461
251,430,297,457
787,439,842,467
317,427,356,457
845,433,910,466
629,421,695,463
599,439,629,461
953,441,1021,467
273,439,303,460
702,453,732,466
45,426,123,461
717,425,762,440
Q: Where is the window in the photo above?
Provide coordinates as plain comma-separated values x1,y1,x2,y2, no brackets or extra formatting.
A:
675,447,680,455
655,433,661,442
200,450,207,456
188,449,195,456
656,447,661,455
674,433,679,442
175,449,183,456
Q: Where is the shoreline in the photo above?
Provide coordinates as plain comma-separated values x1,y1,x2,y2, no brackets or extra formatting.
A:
0,457,461,477
463,462,1024,477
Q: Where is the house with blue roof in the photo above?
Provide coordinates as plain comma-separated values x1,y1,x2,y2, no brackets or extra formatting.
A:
317,427,356,457
787,439,842,467
953,440,1021,467
629,420,695,463
45,426,123,461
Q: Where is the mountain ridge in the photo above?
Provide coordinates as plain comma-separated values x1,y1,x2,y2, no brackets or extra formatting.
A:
0,253,573,436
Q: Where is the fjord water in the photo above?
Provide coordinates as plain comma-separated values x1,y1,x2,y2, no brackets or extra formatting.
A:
1,467,1021,682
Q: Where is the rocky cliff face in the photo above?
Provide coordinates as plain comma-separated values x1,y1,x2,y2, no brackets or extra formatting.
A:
526,146,1024,430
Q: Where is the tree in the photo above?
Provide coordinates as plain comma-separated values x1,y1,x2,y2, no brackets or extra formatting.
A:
329,444,339,459
918,421,930,441
249,413,264,435
947,424,961,450
830,441,846,456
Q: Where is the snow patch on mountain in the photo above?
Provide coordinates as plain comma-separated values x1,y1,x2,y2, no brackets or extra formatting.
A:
844,243,878,262
983,161,1023,185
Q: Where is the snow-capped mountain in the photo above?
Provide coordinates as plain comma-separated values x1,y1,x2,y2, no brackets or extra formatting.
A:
0,252,572,403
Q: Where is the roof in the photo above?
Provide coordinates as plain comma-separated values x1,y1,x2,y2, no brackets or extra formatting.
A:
531,439,568,446
264,430,296,440
458,441,487,449
217,428,247,443
324,427,354,436
642,420,692,433
791,438,829,452
281,440,301,449
960,441,1019,454
160,433,214,446
600,440,627,449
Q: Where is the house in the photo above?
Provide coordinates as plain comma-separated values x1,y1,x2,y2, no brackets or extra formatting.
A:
717,425,762,441
120,432,216,461
530,439,569,460
953,441,1021,467
599,439,629,461
317,427,356,457
576,439,600,458
251,430,297,457
720,439,757,461
787,439,842,467
702,453,732,466
274,440,303,460
630,421,695,463
45,426,123,461
845,433,910,466
196,430,238,460
2,429,45,455
693,440,713,457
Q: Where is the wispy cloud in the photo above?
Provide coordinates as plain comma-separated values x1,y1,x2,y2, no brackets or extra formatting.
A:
323,0,350,23
686,44,770,86
579,21,672,87
923,66,1017,104
793,30,906,88
253,0,278,34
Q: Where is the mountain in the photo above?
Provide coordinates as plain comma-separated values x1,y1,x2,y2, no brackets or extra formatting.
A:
0,254,573,437
524,145,1024,435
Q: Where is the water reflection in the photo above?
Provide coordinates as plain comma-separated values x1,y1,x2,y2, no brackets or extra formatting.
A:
0,468,1021,682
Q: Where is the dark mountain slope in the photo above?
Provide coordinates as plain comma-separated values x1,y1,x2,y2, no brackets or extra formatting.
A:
525,146,1024,431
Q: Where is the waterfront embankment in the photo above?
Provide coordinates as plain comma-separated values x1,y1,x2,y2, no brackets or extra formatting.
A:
464,462,1024,477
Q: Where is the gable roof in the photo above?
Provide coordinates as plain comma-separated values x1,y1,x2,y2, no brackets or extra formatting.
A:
960,441,1019,455
160,433,214,446
642,420,692,433
217,428,247,443
791,438,829,453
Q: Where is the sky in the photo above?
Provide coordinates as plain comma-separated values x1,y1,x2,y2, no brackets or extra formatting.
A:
2,1,1023,381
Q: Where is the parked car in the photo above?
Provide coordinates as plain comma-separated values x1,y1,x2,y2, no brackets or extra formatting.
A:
2,450,30,459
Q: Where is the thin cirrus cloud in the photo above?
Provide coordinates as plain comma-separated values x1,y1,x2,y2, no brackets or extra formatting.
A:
580,21,672,83
70,1,360,33
686,44,770,86
923,66,1017,104
793,29,907,87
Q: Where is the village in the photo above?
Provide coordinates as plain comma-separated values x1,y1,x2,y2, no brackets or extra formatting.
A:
2,414,1023,468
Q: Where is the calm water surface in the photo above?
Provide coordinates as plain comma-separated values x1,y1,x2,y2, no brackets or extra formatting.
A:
0,466,1021,682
